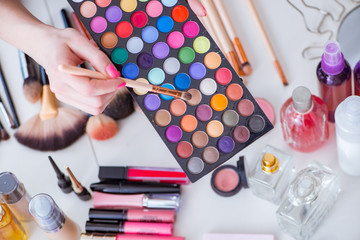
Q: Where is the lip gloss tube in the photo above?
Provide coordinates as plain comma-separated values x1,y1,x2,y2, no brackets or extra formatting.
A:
93,192,181,211
80,233,185,240
99,166,190,185
89,208,176,223
85,221,173,236
90,181,180,194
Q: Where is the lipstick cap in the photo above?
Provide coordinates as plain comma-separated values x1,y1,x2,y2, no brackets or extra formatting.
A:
0,172,25,204
28,193,65,232
144,194,181,211
99,167,127,181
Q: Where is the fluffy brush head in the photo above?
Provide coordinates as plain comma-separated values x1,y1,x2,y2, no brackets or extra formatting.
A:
23,77,42,104
14,108,88,151
103,88,134,120
86,114,118,141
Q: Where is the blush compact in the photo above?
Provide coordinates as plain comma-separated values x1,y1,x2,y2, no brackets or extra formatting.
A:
210,156,249,197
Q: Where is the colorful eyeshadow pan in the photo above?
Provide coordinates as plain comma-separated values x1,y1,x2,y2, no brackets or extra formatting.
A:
68,0,273,182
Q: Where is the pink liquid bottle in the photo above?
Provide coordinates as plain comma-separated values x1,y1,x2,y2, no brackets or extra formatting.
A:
280,86,329,152
316,41,352,122
354,60,360,96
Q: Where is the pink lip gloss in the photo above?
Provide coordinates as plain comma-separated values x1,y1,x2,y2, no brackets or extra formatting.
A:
93,192,181,211
80,233,185,240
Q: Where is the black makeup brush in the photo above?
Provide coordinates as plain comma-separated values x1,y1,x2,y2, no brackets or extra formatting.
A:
14,67,89,151
0,63,20,128
65,165,92,201
103,88,135,120
0,118,9,141
48,156,72,193
18,50,42,104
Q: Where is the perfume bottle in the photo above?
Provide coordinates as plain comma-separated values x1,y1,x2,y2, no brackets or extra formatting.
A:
335,96,360,176
280,86,329,152
0,172,32,222
28,193,80,240
248,145,294,205
316,41,351,122
0,203,27,240
354,60,360,96
276,162,340,240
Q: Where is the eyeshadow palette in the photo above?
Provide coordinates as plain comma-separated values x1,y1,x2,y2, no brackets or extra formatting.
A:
67,0,273,182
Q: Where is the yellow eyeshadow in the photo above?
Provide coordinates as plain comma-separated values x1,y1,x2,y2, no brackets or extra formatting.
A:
210,94,228,111
193,36,210,54
120,0,137,12
206,120,224,138
133,78,149,95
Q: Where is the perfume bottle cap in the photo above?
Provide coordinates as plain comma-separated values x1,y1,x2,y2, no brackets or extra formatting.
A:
28,193,65,232
261,153,279,173
0,172,25,204
335,96,360,133
292,86,312,113
321,41,345,75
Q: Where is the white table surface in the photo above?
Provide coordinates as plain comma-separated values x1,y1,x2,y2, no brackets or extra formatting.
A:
1,0,360,239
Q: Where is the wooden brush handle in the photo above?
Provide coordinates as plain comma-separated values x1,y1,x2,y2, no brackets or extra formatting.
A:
40,85,58,120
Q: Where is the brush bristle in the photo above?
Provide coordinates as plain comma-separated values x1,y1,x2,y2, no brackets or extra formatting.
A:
0,129,9,140
103,88,134,120
14,108,88,151
86,114,118,141
23,77,42,103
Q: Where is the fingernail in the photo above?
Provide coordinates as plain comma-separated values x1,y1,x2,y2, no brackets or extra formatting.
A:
117,82,126,89
117,71,121,78
106,64,118,79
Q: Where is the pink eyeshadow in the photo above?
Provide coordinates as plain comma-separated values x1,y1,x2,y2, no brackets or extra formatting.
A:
182,21,199,38
215,68,232,85
146,0,163,17
90,16,107,33
167,31,184,49
256,97,275,125
214,168,239,192
80,1,97,18
237,99,254,117
95,0,111,7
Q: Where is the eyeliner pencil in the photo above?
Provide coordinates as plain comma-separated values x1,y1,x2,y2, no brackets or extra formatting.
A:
0,64,20,128
212,0,252,75
245,0,288,86
58,64,192,101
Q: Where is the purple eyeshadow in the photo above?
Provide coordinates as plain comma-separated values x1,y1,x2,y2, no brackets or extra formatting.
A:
189,62,206,80
152,42,170,59
137,52,154,69
196,104,213,122
165,125,183,143
105,6,122,23
217,136,235,153
144,94,161,111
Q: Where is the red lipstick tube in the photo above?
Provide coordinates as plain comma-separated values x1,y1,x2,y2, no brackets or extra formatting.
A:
85,221,173,236
89,208,176,223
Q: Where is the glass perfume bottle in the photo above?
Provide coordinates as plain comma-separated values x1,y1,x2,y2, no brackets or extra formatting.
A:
276,162,340,240
316,41,351,122
0,203,27,240
280,86,329,152
248,145,294,205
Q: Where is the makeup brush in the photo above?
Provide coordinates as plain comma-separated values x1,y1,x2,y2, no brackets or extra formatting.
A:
0,64,20,128
86,114,119,141
14,67,89,151
0,118,10,141
103,87,134,120
65,165,92,201
0,95,15,129
58,64,192,101
18,50,42,103
48,156,72,193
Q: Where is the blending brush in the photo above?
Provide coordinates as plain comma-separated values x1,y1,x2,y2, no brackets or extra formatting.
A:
0,118,10,141
18,50,42,103
58,64,192,101
86,114,119,141
14,67,89,151
103,87,134,120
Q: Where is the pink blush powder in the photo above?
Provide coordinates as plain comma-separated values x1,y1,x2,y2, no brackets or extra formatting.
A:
214,168,239,192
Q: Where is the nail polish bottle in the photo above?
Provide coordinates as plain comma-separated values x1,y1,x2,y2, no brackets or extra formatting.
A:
316,41,351,122
335,96,360,176
28,193,80,240
354,60,360,96
0,172,32,222
0,203,27,240
280,86,329,152
276,161,340,240
248,145,295,204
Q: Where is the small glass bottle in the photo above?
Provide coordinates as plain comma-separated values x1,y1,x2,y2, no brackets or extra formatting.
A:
280,86,329,152
316,41,352,122
0,172,32,222
335,96,360,176
28,193,80,240
276,162,340,240
248,145,295,205
0,203,27,240
354,60,360,96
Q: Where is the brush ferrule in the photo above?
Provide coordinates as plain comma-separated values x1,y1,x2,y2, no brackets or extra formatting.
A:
0,102,15,128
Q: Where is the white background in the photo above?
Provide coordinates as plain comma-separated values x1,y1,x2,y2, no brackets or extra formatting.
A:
1,0,360,239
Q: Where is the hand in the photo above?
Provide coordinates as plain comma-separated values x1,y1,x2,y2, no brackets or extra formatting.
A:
37,27,124,115
187,0,206,17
